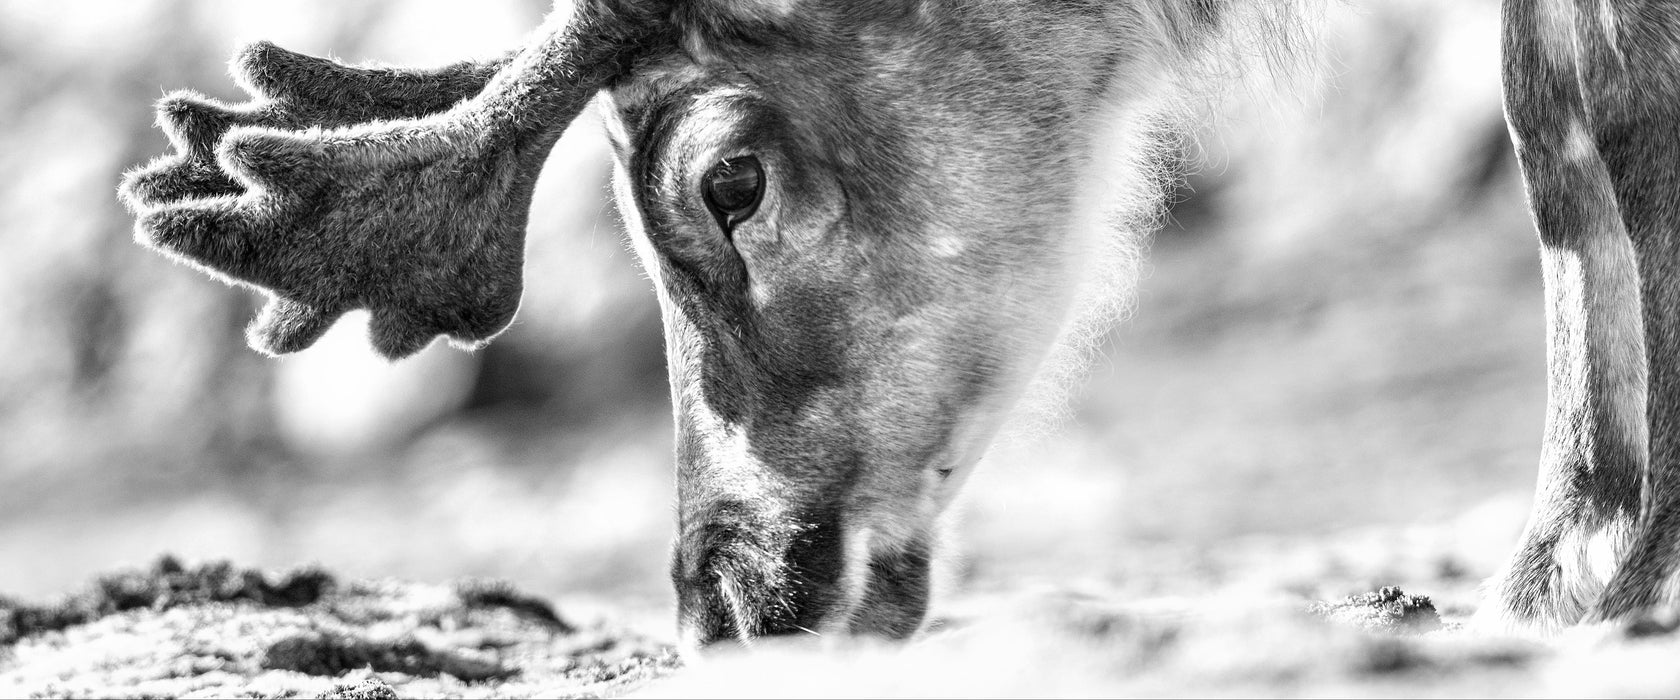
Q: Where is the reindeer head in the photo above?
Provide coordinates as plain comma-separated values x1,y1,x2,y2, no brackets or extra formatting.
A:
123,0,1182,648
607,1,1168,646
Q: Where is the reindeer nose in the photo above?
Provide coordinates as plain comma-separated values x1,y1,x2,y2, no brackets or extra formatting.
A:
671,501,847,647
673,565,757,648
673,543,817,648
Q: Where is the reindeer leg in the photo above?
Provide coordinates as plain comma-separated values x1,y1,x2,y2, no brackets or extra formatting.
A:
1587,149,1680,623
1478,2,1645,633
1577,10,1680,626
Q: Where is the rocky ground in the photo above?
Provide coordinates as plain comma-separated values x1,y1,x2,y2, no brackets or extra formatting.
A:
0,558,678,698
6,553,1680,698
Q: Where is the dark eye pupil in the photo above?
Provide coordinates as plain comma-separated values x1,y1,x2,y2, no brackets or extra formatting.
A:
703,156,764,230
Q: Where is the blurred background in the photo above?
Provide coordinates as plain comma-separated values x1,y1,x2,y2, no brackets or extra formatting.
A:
0,0,1541,634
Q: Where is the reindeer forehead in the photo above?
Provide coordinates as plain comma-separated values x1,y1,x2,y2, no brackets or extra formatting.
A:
703,0,802,21
607,5,912,119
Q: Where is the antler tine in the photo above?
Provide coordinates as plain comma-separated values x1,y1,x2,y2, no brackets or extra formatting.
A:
123,1,673,359
233,41,510,111
121,45,515,213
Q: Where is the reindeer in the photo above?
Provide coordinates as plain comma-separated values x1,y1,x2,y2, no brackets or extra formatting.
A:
118,0,1680,646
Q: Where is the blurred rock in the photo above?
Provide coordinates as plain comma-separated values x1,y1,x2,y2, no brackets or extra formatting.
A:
272,313,479,457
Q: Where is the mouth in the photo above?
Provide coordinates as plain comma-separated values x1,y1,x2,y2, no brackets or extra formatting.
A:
674,497,852,646
675,493,950,647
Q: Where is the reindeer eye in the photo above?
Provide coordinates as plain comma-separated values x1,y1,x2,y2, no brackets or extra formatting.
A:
701,156,764,232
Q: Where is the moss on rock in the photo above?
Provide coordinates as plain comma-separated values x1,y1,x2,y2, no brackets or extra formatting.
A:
0,557,679,698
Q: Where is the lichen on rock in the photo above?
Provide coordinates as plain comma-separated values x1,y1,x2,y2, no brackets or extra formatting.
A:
1309,586,1444,634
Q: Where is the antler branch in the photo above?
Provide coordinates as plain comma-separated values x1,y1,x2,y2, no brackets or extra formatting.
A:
123,43,513,216
120,2,668,359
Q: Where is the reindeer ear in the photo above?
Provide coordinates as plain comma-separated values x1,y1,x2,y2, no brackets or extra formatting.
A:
120,4,669,359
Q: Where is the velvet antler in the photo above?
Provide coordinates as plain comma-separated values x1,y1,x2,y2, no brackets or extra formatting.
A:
120,3,667,359
121,43,513,211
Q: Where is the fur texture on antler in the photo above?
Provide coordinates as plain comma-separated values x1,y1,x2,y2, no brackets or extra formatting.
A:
120,2,668,359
